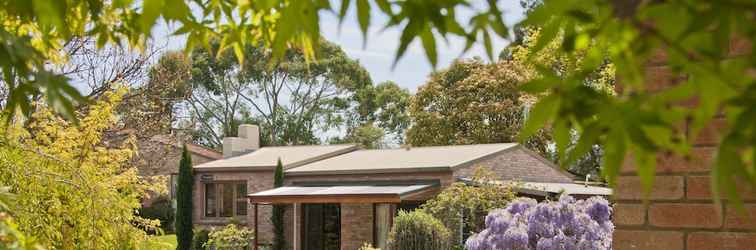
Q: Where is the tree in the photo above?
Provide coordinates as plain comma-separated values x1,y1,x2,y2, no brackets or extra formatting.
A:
4,0,755,204
406,58,551,156
507,27,615,179
183,39,373,148
331,123,385,149
118,51,192,139
175,145,194,250
271,158,285,250
0,88,161,248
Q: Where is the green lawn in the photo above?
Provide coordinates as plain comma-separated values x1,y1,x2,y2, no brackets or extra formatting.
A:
139,234,177,250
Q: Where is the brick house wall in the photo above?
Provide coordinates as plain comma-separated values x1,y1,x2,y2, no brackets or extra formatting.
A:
452,145,574,183
281,171,454,250
340,203,375,250
192,170,276,243
613,38,755,249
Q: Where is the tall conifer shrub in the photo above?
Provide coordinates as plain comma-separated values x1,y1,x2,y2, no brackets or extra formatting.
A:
176,145,194,250
272,158,285,250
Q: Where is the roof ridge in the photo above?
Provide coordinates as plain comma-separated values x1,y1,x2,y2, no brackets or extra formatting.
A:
256,143,359,149
353,142,518,152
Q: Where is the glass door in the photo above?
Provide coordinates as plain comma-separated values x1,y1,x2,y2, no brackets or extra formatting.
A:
302,204,340,250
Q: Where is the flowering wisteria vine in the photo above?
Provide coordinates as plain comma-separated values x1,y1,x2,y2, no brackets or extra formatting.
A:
465,195,613,250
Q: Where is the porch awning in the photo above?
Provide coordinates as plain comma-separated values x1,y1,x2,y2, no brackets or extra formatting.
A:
248,184,437,204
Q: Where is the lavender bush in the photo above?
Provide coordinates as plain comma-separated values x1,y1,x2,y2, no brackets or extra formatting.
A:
465,195,613,250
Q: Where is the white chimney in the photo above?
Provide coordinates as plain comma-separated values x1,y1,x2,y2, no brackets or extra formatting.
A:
223,124,260,158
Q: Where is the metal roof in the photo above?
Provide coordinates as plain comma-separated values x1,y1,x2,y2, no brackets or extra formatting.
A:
514,181,612,196
193,144,359,171
459,177,612,196
286,143,519,175
248,184,437,204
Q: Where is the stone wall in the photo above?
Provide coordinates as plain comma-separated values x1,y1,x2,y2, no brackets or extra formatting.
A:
613,39,756,250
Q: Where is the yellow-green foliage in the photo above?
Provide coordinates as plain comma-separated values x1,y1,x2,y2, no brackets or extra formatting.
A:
358,243,380,250
386,210,450,250
0,88,161,248
204,224,255,250
406,58,551,155
420,167,515,245
509,27,615,96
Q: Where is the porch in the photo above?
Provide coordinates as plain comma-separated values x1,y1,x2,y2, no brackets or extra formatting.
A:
247,181,440,250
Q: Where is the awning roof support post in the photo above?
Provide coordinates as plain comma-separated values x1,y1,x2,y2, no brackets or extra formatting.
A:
253,203,259,250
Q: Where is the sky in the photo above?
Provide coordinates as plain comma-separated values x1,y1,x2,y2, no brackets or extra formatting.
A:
154,1,526,93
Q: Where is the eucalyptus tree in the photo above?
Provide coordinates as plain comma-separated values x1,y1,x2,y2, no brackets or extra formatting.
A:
184,39,372,147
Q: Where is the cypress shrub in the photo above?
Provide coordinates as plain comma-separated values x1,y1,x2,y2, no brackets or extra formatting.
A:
271,158,285,250
386,210,451,250
176,145,194,250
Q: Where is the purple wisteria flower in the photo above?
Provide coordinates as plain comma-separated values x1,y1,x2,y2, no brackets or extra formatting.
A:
466,195,613,250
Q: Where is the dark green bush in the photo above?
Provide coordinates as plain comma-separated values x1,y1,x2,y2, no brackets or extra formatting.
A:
192,228,210,250
386,210,451,250
138,196,175,234
176,146,194,250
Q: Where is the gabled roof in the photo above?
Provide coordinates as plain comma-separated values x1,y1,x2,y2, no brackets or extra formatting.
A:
193,144,359,171
149,134,222,160
286,143,519,175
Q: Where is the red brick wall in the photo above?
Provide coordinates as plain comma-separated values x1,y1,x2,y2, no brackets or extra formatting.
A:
282,172,453,250
192,170,275,243
341,203,374,250
613,40,756,249
452,146,573,183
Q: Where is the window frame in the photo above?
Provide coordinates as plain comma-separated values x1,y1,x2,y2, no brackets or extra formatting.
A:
203,181,249,220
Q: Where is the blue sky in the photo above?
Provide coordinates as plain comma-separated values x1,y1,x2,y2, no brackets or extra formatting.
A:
156,1,525,93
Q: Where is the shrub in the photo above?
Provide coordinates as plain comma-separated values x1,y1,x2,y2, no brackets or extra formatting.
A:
386,210,451,250
192,228,210,250
138,196,175,234
465,195,613,250
204,224,255,250
420,167,514,244
271,158,285,250
358,243,380,250
176,145,194,250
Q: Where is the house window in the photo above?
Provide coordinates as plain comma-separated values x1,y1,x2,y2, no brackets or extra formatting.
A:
204,182,248,218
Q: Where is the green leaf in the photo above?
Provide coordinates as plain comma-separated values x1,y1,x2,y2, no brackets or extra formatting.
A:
338,0,352,25
356,0,370,46
482,30,493,60
520,75,558,94
566,9,593,23
140,0,166,34
32,0,68,36
553,119,570,166
520,95,560,141
602,127,627,185
420,28,437,68
566,123,601,166
393,19,422,69
531,21,559,55
634,148,656,199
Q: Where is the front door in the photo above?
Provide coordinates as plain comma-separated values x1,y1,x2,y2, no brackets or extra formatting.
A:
302,204,340,250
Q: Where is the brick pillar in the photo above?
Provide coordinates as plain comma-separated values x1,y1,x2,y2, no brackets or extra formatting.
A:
613,40,756,249
341,203,374,250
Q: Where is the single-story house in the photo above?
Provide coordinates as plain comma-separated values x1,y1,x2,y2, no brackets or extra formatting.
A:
192,124,608,250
